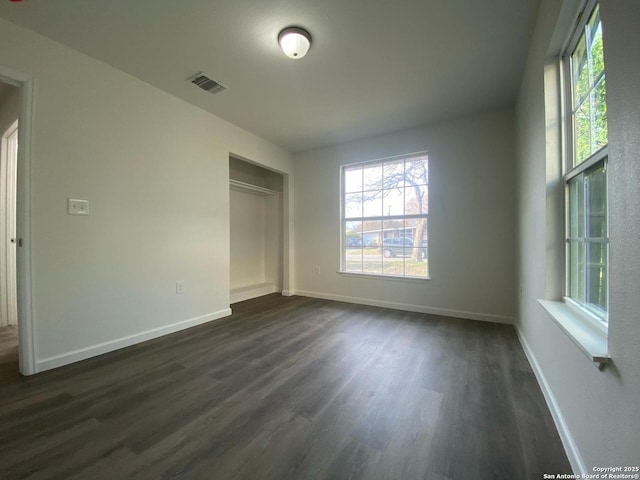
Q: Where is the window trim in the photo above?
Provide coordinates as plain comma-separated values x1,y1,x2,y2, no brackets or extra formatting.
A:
339,151,430,280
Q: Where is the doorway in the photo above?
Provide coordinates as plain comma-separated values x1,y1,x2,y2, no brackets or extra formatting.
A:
0,81,19,379
0,67,35,376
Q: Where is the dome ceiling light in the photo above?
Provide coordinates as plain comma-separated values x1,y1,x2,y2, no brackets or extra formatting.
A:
278,27,312,59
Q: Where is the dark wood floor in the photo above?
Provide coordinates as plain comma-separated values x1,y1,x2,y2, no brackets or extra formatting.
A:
0,325,19,383
0,295,570,479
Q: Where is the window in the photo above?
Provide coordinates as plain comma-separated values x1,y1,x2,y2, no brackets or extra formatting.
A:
563,1,608,323
341,153,429,279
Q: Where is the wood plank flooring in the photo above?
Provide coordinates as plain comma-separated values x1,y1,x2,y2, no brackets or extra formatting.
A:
0,295,571,479
0,325,19,384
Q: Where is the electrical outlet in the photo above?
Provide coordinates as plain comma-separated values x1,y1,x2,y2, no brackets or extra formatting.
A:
176,281,185,294
314,266,321,276
67,198,89,216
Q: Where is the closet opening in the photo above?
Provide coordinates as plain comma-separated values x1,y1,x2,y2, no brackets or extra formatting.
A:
229,156,285,303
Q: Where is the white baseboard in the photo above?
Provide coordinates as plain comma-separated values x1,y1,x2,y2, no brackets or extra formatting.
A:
230,283,280,304
515,325,586,475
35,308,232,373
293,290,513,324
281,289,295,297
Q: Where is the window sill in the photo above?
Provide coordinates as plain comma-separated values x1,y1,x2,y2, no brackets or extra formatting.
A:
337,271,430,283
537,299,610,369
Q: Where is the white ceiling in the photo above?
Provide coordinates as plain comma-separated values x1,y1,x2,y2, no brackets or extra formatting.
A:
0,0,539,153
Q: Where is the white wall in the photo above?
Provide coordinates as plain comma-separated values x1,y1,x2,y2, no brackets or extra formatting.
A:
515,0,640,472
0,18,294,372
293,110,516,323
230,189,267,290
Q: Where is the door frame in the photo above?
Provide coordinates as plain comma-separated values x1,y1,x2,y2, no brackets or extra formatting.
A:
0,66,35,375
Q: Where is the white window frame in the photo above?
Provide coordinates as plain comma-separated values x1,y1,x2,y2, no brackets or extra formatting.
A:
339,152,429,281
561,0,609,331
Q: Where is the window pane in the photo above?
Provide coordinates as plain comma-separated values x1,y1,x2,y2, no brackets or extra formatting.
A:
345,251,363,273
403,217,428,243
405,156,429,185
362,220,381,247
588,5,604,79
344,166,362,193
572,34,589,105
382,256,403,275
569,240,585,303
381,229,404,275
587,241,607,311
574,98,591,165
406,249,428,277
362,221,382,274
415,218,428,247
363,246,382,274
345,193,362,218
405,185,428,215
345,221,362,247
568,175,585,238
403,238,412,260
592,77,608,153
382,219,405,241
380,220,412,276
383,160,404,186
344,221,362,272
568,178,580,238
363,164,383,191
362,193,382,218
586,161,607,239
382,186,404,216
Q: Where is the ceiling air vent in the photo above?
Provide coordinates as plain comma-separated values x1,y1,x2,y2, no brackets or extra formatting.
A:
189,72,227,94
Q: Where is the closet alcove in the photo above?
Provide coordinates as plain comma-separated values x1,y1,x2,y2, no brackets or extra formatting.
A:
229,156,284,303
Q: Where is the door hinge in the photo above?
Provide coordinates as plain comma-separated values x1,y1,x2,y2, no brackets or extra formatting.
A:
10,238,22,247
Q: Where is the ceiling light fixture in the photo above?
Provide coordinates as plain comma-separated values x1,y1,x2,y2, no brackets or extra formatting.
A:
278,26,312,59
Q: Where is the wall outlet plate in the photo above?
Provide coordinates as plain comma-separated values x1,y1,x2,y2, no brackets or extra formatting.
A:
176,281,185,294
68,198,89,215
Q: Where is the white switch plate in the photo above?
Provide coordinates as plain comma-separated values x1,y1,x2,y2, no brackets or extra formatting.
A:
68,198,89,216
176,281,185,294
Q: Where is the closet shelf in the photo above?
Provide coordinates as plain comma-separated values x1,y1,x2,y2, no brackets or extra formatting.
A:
229,179,278,196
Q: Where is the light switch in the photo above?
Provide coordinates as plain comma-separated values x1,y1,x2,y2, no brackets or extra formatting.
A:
68,198,89,216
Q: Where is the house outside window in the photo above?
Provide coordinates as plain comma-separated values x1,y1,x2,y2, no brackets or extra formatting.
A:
341,153,429,279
